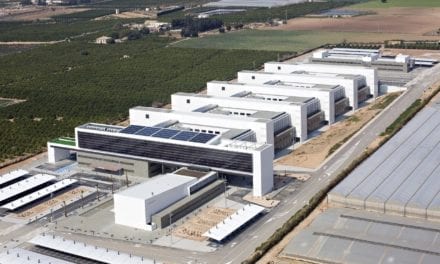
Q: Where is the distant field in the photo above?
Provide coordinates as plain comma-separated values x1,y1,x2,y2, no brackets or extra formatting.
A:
351,0,440,8
173,30,419,52
159,1,362,23
0,45,36,56
0,20,118,42
89,0,209,8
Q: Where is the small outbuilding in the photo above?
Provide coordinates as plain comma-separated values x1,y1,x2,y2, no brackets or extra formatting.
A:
95,36,113,45
114,173,197,230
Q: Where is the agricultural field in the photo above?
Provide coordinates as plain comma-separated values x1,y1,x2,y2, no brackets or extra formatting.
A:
275,6,440,38
0,19,131,42
351,0,440,8
172,29,426,52
0,36,278,162
159,0,362,23
89,0,209,8
0,44,36,56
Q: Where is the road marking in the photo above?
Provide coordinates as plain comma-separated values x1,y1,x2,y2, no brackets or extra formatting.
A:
264,217,274,224
230,242,237,248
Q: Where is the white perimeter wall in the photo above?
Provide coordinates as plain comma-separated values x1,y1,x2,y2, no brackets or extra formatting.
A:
264,62,378,97
171,93,308,142
129,107,274,144
207,81,336,124
237,71,360,110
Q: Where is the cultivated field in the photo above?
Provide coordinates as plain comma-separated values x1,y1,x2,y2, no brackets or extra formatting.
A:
274,7,440,37
351,0,440,8
175,1,440,52
0,6,89,22
173,29,437,52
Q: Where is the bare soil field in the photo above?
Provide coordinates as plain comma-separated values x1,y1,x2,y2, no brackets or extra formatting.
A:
173,206,235,241
276,93,401,169
382,48,440,60
270,7,440,39
0,6,88,21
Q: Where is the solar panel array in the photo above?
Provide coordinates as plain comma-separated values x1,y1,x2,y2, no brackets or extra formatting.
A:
119,125,217,144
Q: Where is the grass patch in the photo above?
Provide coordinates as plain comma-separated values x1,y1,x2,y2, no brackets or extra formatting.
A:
326,132,356,158
172,30,414,52
381,99,423,136
350,0,440,8
50,137,76,146
369,92,401,110
347,115,360,122
51,9,116,23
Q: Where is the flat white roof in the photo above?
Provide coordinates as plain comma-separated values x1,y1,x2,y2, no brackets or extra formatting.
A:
1,179,77,210
0,248,73,264
29,234,159,264
240,70,361,80
0,169,28,186
203,204,264,242
0,174,56,202
115,174,195,200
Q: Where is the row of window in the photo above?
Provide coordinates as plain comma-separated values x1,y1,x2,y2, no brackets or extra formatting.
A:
187,128,221,135
77,132,254,173
230,112,251,117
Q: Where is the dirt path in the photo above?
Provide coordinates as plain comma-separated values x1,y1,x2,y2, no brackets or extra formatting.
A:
0,41,64,45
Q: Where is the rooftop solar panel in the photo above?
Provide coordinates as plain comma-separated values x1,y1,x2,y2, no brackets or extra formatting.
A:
135,126,161,136
190,133,216,143
172,131,199,141
116,125,216,144
119,125,144,134
152,128,180,139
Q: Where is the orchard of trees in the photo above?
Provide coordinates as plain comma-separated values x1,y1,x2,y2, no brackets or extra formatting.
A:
171,17,223,38
0,36,279,162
